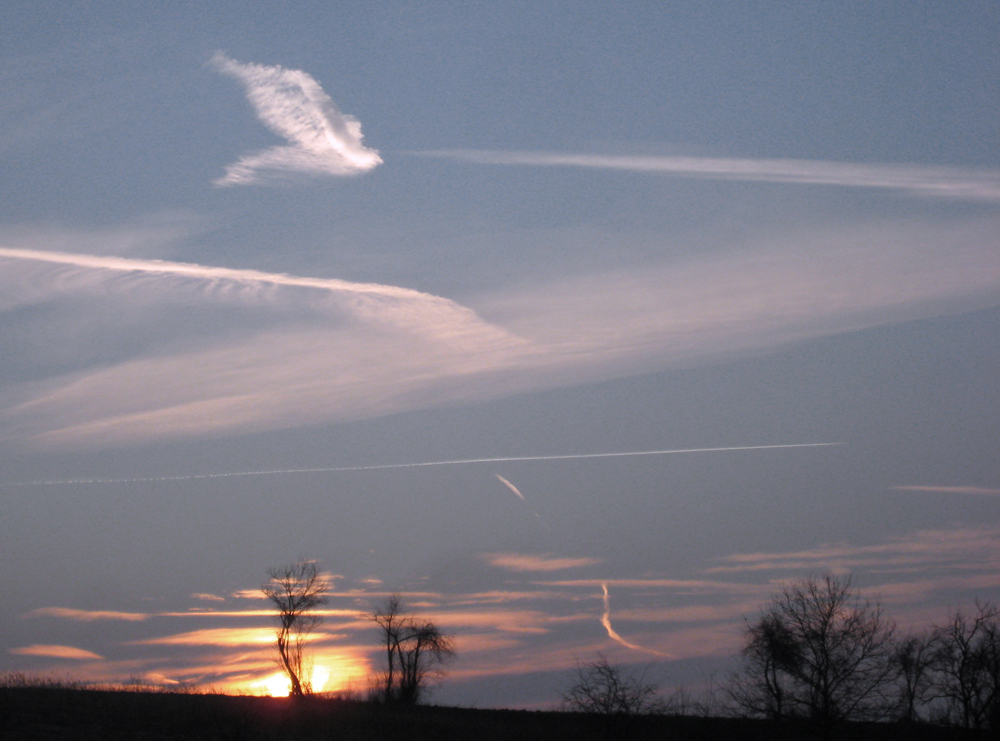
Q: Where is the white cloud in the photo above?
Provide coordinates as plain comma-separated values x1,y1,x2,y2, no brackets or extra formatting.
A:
421,150,1000,201
1,212,998,448
211,52,381,186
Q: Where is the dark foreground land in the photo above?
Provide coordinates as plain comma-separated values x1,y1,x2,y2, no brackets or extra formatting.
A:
0,687,975,741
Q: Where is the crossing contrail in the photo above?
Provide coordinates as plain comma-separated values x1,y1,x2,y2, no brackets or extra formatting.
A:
3,442,843,487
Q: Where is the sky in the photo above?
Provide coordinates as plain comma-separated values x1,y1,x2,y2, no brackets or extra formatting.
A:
1,1,999,707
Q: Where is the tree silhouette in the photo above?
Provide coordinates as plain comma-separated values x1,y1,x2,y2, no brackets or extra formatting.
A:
932,601,1000,731
728,574,896,735
893,631,937,722
261,561,327,696
563,654,663,716
369,594,455,704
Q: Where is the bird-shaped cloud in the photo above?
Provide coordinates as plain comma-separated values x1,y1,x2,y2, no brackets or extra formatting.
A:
211,52,382,186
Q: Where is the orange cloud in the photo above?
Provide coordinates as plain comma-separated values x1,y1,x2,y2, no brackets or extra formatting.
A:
27,607,149,621
486,553,603,572
133,628,277,646
11,644,104,660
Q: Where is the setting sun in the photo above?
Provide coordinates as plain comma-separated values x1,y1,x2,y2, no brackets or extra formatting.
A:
257,673,291,698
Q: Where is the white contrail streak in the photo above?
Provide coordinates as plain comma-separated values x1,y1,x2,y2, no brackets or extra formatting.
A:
0,246,445,302
601,583,672,658
495,473,527,501
3,443,843,487
0,246,502,337
494,473,550,530
420,149,1000,201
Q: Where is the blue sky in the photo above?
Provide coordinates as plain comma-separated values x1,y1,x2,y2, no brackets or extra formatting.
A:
2,1,999,706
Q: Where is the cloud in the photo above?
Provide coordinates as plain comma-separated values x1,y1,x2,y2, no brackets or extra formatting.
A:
420,150,1000,201
486,554,603,572
707,524,1000,578
1,211,997,449
600,583,672,657
891,485,1000,496
0,246,529,447
134,628,278,647
191,593,227,602
211,52,381,186
27,607,149,621
495,474,526,501
10,644,103,660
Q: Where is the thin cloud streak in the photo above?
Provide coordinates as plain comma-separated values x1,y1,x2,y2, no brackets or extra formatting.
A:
892,485,1000,496
0,246,502,337
211,53,381,185
495,474,526,501
421,149,1000,201
486,554,603,572
27,607,150,622
600,583,672,657
707,525,1000,575
10,645,104,660
5,443,843,486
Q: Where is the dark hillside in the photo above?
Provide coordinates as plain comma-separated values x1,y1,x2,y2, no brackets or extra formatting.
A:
0,687,970,741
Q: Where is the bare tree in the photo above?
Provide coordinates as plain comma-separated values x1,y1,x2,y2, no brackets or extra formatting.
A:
727,574,896,734
563,654,664,716
931,601,1000,731
369,594,455,704
261,561,327,696
893,631,938,722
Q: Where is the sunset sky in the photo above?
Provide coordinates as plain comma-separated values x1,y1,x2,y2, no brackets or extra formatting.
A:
2,2,999,707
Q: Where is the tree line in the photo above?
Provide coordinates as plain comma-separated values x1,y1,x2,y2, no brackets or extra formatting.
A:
727,574,1000,736
263,560,1000,735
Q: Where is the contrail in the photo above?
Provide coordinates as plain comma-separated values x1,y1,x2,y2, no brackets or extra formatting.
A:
495,474,526,501
0,246,455,303
0,245,512,339
495,473,551,530
601,583,672,658
3,442,843,487
419,149,1000,201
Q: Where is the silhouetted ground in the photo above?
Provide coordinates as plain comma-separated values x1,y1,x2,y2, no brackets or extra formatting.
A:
0,687,976,740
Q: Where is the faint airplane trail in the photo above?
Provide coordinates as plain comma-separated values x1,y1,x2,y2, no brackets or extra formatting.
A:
601,583,673,658
4,442,844,487
495,473,551,531
495,474,526,501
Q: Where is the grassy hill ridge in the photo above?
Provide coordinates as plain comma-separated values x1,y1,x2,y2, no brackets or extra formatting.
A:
0,686,969,741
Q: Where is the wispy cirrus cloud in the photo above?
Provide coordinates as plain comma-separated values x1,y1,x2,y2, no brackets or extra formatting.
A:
892,485,1000,496
27,607,149,622
707,525,1000,587
10,644,103,660
211,52,381,186
1,209,998,449
421,149,1000,201
0,245,530,447
486,553,603,572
